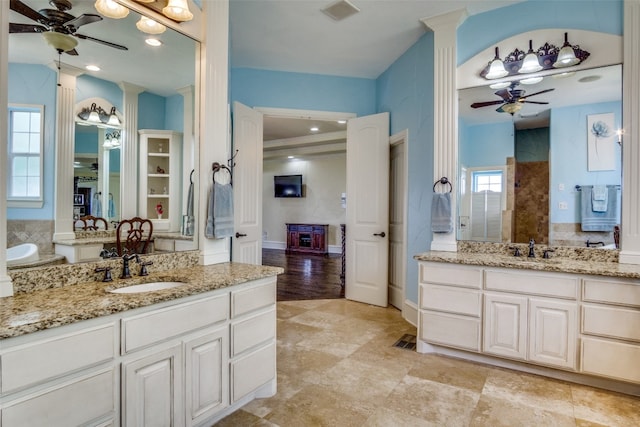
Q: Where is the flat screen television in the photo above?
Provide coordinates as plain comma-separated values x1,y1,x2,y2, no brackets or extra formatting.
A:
274,174,303,198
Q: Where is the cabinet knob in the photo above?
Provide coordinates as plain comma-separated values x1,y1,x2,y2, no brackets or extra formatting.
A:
235,232,247,238
373,232,386,238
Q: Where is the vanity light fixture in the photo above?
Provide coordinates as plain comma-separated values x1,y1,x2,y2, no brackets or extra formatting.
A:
87,103,102,123
484,47,509,79
145,38,163,47
163,0,194,22
481,34,589,80
553,32,580,68
94,0,129,19
136,16,166,34
616,128,625,145
104,131,121,149
107,107,121,127
519,40,543,74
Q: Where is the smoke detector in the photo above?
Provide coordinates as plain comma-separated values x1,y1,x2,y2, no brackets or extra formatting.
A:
322,0,360,21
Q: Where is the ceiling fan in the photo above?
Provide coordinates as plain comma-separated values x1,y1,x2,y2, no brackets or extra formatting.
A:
9,0,128,56
470,82,554,115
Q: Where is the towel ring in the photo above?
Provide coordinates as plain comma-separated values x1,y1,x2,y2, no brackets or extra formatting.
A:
212,162,233,186
433,177,452,193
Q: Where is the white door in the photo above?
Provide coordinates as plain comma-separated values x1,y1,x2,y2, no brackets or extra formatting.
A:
232,102,263,264
345,113,390,307
389,134,407,310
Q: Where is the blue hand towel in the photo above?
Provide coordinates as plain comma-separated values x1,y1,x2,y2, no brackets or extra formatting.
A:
92,195,102,217
581,185,618,231
108,197,115,218
206,182,234,239
431,192,453,233
592,185,608,212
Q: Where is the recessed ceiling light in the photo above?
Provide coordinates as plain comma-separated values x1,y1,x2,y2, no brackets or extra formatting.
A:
288,156,294,159
85,65,100,71
489,82,510,89
310,126,319,132
145,38,162,47
578,75,602,83
337,120,347,124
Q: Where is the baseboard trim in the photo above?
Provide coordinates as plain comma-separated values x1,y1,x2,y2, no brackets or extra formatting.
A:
263,241,342,254
403,299,418,327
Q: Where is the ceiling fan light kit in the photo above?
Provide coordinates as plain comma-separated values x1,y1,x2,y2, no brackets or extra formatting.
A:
94,0,129,19
480,32,590,80
42,31,77,52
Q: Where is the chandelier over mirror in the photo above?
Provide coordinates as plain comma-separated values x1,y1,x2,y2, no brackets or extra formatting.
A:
480,32,590,80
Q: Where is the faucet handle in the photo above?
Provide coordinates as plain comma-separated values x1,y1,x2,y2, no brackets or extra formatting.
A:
543,249,555,259
138,260,153,276
95,267,113,282
508,246,522,257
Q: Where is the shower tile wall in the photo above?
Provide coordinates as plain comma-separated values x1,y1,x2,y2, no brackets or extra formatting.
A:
7,220,55,254
514,161,549,244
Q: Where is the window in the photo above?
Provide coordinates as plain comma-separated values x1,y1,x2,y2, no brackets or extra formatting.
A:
473,170,502,193
7,105,44,207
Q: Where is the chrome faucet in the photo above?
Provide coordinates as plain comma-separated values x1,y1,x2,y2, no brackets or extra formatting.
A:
528,238,535,258
120,253,139,279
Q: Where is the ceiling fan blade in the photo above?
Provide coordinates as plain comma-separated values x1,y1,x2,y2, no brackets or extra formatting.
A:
75,33,128,51
64,14,102,31
520,88,555,99
522,100,549,105
471,100,505,108
9,22,47,33
494,88,512,101
9,0,48,25
65,48,79,56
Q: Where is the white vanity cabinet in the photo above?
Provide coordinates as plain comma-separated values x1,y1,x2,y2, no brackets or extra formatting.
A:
0,321,118,427
418,262,483,351
580,277,640,383
138,129,183,232
483,269,578,370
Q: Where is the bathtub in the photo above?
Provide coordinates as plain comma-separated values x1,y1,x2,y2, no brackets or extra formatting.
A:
7,243,40,266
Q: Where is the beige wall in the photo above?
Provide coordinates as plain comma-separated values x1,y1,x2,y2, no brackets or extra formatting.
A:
263,153,346,249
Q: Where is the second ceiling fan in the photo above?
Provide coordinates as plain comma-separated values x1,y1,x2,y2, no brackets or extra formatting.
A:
470,81,554,115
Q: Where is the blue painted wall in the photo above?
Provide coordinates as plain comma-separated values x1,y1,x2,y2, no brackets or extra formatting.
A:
165,94,184,132
138,92,167,130
7,63,56,220
550,100,622,223
376,32,434,304
230,68,376,117
460,120,514,168
76,75,122,110
458,0,623,65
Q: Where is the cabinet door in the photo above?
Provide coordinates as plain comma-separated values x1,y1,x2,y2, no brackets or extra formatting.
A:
184,328,228,426
122,344,183,427
528,298,577,370
484,293,527,360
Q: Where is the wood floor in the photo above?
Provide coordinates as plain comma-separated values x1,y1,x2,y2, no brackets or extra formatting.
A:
262,248,344,301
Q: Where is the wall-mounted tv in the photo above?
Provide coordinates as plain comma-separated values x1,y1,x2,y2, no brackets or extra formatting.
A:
274,174,303,198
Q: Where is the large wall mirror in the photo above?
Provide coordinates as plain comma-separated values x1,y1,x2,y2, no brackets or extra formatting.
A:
458,64,622,248
7,0,199,266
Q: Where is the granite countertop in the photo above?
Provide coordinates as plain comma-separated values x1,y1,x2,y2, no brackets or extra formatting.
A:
414,251,640,280
0,263,283,340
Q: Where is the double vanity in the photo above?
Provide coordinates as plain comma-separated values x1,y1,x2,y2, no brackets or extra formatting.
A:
0,252,283,426
415,245,640,395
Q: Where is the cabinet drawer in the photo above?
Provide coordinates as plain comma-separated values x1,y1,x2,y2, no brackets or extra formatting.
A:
1,369,115,427
122,294,228,354
419,310,481,351
231,341,276,403
485,269,578,299
231,278,276,318
1,323,115,394
583,278,640,308
419,283,481,317
581,337,640,383
419,262,482,289
232,308,276,357
582,304,640,342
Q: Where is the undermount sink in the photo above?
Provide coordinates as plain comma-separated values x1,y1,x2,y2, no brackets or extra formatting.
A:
108,281,187,294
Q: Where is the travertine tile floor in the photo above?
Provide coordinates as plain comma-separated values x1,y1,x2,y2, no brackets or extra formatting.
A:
216,299,640,426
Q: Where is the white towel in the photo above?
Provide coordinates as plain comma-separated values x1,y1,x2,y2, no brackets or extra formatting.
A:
592,185,608,212
431,193,453,233
92,195,102,217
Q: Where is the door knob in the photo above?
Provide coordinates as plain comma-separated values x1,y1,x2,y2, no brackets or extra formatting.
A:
373,232,386,238
235,232,247,238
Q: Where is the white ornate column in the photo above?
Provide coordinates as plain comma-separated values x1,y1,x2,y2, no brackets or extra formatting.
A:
118,82,144,220
53,64,83,242
620,0,640,264
0,0,12,296
421,9,467,252
199,0,230,264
